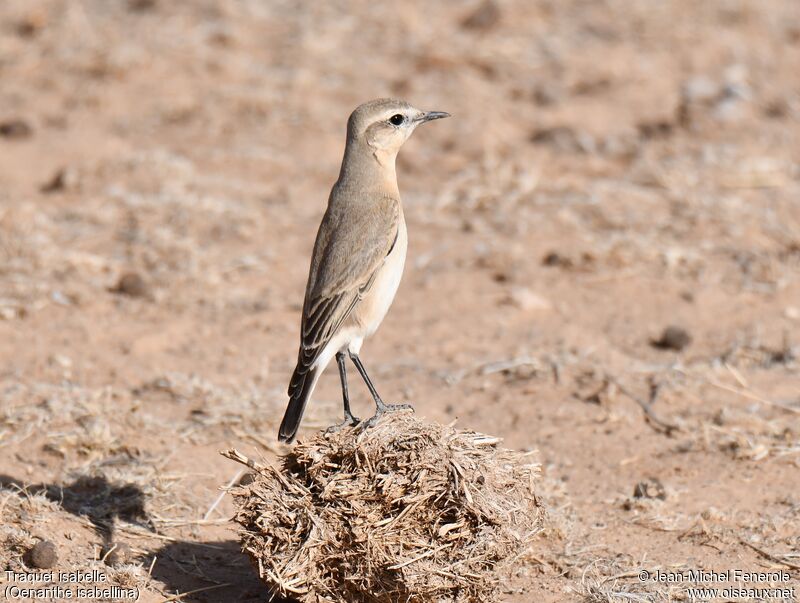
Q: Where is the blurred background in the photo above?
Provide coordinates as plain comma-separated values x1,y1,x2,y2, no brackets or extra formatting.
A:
1,1,799,601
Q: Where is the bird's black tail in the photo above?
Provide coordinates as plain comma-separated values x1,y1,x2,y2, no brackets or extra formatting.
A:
278,361,319,443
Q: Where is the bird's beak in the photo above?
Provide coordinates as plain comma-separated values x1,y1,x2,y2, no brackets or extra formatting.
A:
417,111,450,123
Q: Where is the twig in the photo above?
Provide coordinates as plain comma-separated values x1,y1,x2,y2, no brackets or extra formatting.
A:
480,357,540,376
116,525,227,550
149,517,230,527
220,448,299,493
550,360,561,385
723,362,748,388
705,378,800,415
601,570,649,583
608,376,679,434
739,538,800,572
100,543,117,563
220,449,268,472
203,469,244,521
388,544,452,570
159,583,232,602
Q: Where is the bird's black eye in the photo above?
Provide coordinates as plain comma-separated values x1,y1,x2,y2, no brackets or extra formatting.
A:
389,114,405,126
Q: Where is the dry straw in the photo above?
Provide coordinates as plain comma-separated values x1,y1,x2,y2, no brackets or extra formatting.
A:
228,412,545,602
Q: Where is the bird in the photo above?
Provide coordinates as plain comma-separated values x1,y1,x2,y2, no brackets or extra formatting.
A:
278,98,449,443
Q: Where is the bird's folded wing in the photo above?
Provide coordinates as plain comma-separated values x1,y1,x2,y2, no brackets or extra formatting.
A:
295,196,400,375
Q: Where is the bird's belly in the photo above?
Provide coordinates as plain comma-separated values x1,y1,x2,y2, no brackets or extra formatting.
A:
351,218,407,339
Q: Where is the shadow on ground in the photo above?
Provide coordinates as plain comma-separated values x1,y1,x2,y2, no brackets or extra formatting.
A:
0,473,279,602
0,473,152,550
152,540,277,602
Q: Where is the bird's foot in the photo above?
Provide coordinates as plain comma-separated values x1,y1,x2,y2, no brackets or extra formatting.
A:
364,401,414,428
325,412,360,435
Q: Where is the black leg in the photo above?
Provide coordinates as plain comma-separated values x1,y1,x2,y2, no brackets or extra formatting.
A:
349,351,413,426
337,352,359,424
326,352,359,433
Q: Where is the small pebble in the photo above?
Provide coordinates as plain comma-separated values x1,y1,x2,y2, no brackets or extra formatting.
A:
41,167,79,194
507,287,552,311
637,119,673,139
113,272,149,298
0,119,33,139
129,0,157,11
764,97,789,119
27,540,58,569
16,10,47,37
651,326,691,351
542,251,570,267
633,477,666,500
461,0,501,31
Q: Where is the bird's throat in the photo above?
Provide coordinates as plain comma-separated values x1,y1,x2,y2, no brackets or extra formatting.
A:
338,144,400,197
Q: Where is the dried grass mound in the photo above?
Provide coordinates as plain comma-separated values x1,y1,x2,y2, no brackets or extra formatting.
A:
229,412,545,603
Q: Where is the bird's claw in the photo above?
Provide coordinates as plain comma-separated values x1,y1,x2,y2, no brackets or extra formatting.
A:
381,402,414,412
325,414,360,434
364,402,414,428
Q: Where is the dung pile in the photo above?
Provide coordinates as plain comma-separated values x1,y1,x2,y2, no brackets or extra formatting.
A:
229,412,545,602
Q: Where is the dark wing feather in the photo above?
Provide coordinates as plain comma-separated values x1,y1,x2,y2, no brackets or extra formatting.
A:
290,196,399,384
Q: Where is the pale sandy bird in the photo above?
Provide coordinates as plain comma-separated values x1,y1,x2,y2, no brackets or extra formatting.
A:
278,99,449,443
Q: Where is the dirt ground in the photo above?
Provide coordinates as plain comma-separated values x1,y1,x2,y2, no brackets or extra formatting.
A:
1,1,799,601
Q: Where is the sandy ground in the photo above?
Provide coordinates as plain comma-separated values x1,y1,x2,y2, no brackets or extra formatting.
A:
1,0,799,601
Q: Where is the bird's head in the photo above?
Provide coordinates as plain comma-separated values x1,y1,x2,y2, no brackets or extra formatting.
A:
346,98,449,158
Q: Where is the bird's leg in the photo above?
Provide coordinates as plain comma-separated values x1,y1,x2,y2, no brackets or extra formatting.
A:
326,352,360,433
337,352,359,424
349,351,413,427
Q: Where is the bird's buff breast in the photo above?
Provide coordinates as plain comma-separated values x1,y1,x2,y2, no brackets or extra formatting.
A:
351,215,407,338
